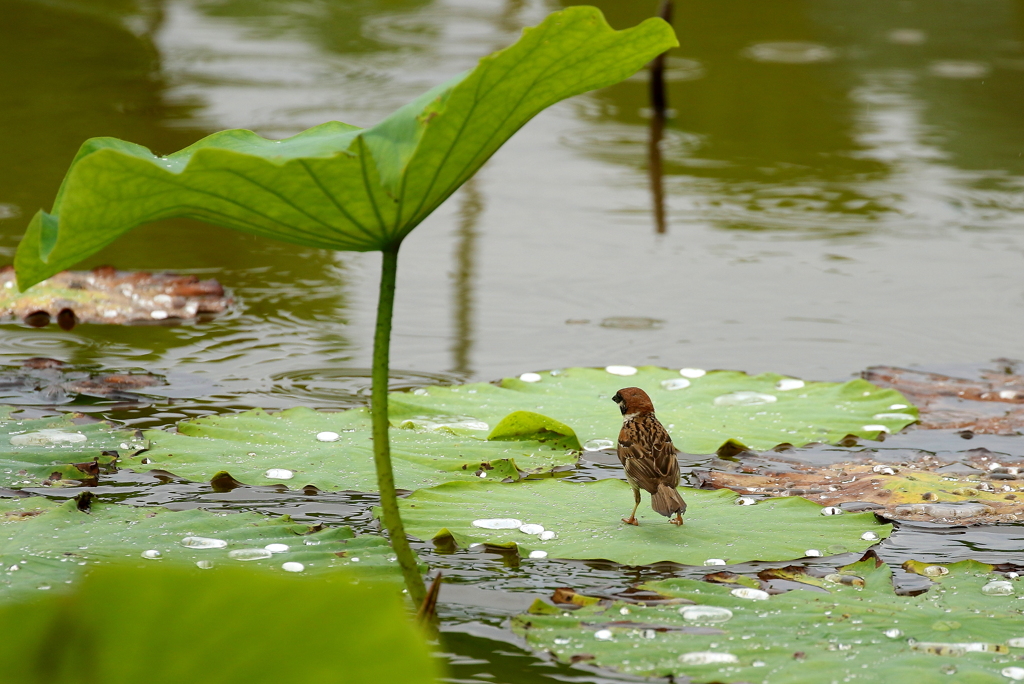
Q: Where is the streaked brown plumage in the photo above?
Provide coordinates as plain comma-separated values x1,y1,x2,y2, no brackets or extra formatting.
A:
612,387,686,526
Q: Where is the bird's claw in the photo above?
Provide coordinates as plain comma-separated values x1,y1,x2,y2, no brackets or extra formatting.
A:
670,516,684,526
621,516,639,526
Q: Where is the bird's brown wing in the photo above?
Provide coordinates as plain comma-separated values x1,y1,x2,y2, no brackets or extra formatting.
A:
618,416,680,493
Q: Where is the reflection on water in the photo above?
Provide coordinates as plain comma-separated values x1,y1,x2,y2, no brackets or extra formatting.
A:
451,178,483,376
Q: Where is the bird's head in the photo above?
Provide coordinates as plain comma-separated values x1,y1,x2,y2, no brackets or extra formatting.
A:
612,387,656,419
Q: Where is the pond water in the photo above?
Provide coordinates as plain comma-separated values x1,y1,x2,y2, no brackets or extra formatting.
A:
3,0,1024,681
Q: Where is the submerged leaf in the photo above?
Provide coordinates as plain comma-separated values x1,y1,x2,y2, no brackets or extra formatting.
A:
513,557,1024,682
390,367,916,453
395,479,890,566
0,497,407,602
132,406,578,490
14,8,677,288
0,357,165,405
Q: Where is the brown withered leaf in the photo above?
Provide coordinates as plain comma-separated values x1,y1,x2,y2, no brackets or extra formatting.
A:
863,365,1024,434
697,456,1024,524
0,265,231,326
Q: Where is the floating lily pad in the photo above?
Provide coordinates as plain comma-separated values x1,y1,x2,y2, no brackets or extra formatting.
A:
0,495,406,601
395,479,890,566
512,556,1024,683
0,564,441,684
131,407,578,491
699,462,1024,524
390,367,916,454
0,266,231,326
0,409,145,488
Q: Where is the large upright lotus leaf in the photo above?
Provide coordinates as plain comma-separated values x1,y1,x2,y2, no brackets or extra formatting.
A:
132,406,577,490
0,496,407,601
0,408,146,488
0,564,441,684
389,367,916,454
512,557,1024,683
395,479,891,566
14,7,677,289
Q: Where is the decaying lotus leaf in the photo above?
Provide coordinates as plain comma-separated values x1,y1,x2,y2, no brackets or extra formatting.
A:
864,364,1024,434
0,266,231,326
698,461,1024,524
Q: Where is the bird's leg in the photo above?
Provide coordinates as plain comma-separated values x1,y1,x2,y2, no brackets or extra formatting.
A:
670,512,684,526
622,487,641,526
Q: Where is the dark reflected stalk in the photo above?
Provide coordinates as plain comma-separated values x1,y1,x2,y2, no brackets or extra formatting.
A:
372,245,427,607
648,0,673,235
451,178,483,377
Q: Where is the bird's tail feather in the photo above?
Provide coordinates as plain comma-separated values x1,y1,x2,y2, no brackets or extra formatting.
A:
651,484,686,517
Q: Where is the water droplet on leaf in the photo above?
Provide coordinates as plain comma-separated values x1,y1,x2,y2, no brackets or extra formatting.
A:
605,365,637,376
316,431,340,442
140,550,162,560
519,372,542,383
679,368,706,378
265,543,289,554
228,548,273,561
660,378,690,391
679,652,738,665
282,562,305,573
714,391,777,407
680,606,733,623
775,379,805,391
472,518,523,529
731,587,769,600
181,536,227,549
265,468,294,480
981,580,1014,596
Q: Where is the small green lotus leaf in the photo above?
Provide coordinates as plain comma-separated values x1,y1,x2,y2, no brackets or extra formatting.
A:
487,411,581,450
0,496,407,602
512,557,1024,682
0,408,146,488
0,563,441,683
14,7,677,289
131,406,577,490
389,367,917,453
395,479,891,566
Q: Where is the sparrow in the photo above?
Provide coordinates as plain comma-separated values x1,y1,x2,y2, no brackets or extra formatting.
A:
612,387,686,526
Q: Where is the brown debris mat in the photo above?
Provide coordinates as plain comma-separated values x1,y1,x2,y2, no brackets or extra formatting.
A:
0,266,231,327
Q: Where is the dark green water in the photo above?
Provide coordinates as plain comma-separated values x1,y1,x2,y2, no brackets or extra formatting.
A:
3,0,1024,681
